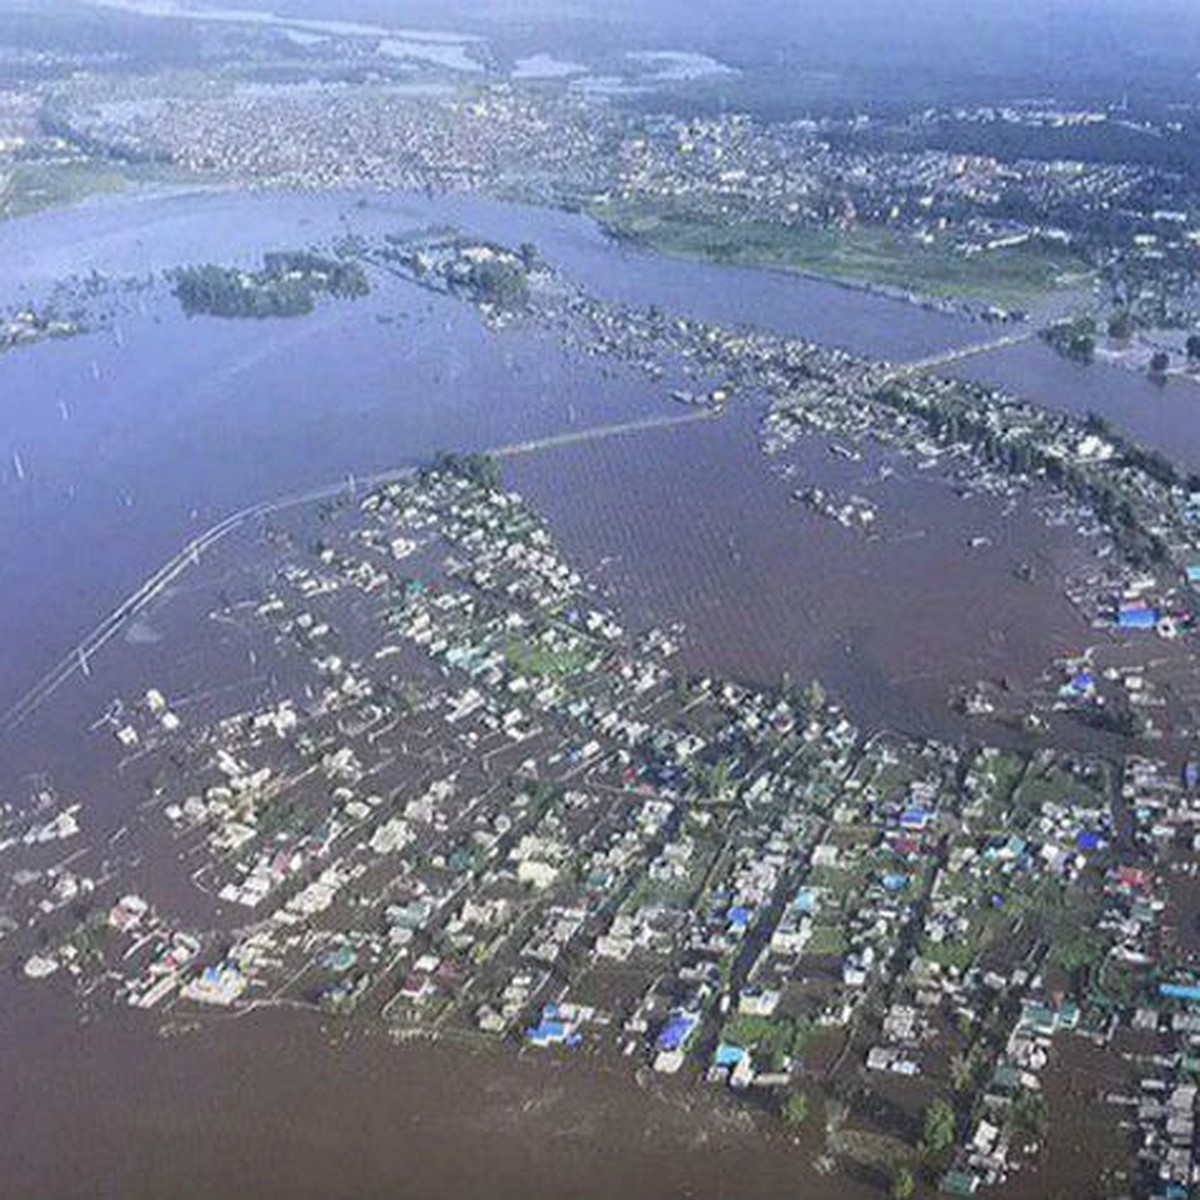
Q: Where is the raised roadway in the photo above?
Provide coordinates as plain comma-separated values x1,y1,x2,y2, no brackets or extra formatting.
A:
883,327,1038,380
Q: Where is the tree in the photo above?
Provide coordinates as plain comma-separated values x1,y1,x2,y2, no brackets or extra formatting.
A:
1043,315,1096,363
1050,925,1107,978
921,1097,957,1162
1149,350,1170,376
698,758,734,801
465,258,529,307
427,450,501,490
784,1091,809,1128
949,1050,974,1093
1186,333,1200,362
891,1166,916,1200
1009,1091,1047,1142
1107,309,1134,341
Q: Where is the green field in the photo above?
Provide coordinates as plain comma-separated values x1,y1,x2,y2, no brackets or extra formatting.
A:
503,637,592,679
589,198,1093,310
805,923,848,956
0,158,195,221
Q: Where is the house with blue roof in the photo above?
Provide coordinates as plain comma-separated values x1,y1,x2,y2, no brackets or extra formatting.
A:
526,1002,583,1047
714,1043,746,1068
1117,605,1158,631
656,1009,700,1053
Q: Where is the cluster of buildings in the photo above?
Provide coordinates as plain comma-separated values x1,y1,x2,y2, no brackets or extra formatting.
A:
9,430,1200,1196
603,109,1153,263
1,178,1199,1195
0,305,81,351
38,57,1200,329
57,77,615,205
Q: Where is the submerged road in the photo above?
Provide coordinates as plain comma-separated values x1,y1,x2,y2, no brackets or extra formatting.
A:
0,406,718,735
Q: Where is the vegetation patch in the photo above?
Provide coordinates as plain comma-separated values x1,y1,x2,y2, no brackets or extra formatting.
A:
173,250,369,318
590,197,1091,308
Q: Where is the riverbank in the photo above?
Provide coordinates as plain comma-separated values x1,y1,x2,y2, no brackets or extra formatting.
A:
585,195,1094,320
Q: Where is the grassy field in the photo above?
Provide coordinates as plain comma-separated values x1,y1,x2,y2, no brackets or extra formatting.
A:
0,160,127,220
805,923,849,956
503,637,593,679
0,158,195,221
589,197,1093,310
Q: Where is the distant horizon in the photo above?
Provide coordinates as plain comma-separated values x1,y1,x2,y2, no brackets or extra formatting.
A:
53,0,1200,88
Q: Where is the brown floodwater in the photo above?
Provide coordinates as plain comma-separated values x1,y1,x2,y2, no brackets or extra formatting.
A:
0,985,876,1200
510,403,1095,746
0,188,1169,1200
0,397,1129,1200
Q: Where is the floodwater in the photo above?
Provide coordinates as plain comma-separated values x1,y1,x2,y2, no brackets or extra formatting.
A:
0,186,1171,1200
0,987,871,1200
0,187,980,721
509,403,1090,745
956,338,1200,473
0,186,983,360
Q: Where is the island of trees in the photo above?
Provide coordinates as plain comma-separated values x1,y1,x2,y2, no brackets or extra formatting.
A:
380,236,535,311
462,258,527,307
1041,314,1096,362
173,250,369,318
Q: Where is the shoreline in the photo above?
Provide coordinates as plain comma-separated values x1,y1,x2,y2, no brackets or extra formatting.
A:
586,211,1090,326
0,173,1066,329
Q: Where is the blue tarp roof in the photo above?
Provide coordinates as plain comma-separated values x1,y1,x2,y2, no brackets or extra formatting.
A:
1076,831,1102,851
984,834,1027,861
526,1019,581,1047
1160,983,1200,1002
715,1043,746,1067
727,905,751,929
882,873,910,892
793,888,816,913
657,1012,698,1052
1117,607,1158,629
